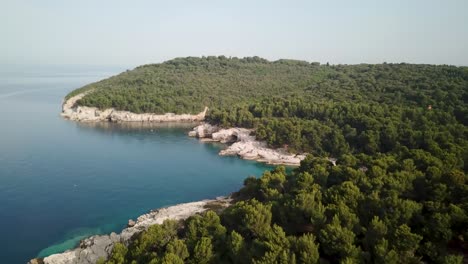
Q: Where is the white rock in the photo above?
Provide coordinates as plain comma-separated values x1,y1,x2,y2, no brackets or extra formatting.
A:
61,92,208,123
127,219,136,227
212,128,251,143
188,123,219,138
191,124,307,166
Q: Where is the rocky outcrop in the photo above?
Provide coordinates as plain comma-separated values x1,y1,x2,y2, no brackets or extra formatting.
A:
61,92,208,122
28,259,44,264
127,219,136,227
189,123,307,166
187,123,218,138
32,197,231,264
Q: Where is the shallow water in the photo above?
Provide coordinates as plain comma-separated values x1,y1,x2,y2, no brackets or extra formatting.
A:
0,67,272,264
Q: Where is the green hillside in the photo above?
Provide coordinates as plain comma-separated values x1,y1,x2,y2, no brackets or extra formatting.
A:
70,57,468,263
70,56,467,161
70,56,467,116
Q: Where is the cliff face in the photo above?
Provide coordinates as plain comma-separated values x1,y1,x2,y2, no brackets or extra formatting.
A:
29,197,231,264
61,92,208,123
189,123,307,166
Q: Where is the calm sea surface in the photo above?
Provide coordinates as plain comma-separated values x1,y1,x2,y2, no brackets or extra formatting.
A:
0,67,272,264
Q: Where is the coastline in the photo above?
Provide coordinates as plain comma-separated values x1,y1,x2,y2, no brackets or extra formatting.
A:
188,123,306,166
61,92,208,122
61,92,306,166
29,197,232,264
32,93,307,263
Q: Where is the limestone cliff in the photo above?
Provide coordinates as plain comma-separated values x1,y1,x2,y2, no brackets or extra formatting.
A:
61,92,208,122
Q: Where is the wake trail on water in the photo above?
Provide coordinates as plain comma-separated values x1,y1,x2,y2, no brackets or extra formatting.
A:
0,86,68,99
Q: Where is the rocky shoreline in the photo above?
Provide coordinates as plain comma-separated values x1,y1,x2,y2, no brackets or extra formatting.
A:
35,93,305,263
188,123,306,166
61,92,208,122
29,197,232,264
62,92,306,166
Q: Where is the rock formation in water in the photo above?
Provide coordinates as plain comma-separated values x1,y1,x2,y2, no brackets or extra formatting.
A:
61,92,208,123
29,197,231,264
189,123,306,166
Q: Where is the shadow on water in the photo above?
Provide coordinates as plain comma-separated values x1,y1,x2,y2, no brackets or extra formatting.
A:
74,121,200,134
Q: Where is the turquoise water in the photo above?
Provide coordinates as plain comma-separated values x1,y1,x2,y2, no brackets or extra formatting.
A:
0,67,272,264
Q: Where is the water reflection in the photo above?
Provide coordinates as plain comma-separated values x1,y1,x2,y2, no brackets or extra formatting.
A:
75,121,200,133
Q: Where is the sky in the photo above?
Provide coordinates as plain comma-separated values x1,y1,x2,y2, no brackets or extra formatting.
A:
1,0,468,68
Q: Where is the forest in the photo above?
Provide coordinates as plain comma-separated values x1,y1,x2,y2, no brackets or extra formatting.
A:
69,56,468,263
100,155,467,263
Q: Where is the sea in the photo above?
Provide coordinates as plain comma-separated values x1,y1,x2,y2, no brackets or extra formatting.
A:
0,65,273,264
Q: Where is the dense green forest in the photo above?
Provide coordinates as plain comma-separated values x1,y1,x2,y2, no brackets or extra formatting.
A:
71,56,467,168
101,156,467,264
69,56,468,263
69,56,468,120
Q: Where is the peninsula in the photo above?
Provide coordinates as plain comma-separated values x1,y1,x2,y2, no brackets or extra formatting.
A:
40,56,467,263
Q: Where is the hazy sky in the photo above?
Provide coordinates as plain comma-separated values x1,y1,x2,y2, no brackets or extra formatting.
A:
2,0,468,67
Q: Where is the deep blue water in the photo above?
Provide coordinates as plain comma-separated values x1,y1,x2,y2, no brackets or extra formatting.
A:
0,67,272,264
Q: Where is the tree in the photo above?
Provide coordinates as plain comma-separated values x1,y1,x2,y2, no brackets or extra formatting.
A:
186,211,226,251
192,237,214,264
106,243,128,264
391,224,422,262
319,215,359,259
252,225,290,264
291,234,319,264
363,217,398,263
161,253,184,264
371,239,398,264
227,231,247,264
166,239,189,260
128,220,178,262
223,199,272,238
284,184,325,232
325,181,362,211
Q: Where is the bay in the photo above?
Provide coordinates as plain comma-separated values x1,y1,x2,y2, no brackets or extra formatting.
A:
0,66,272,264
